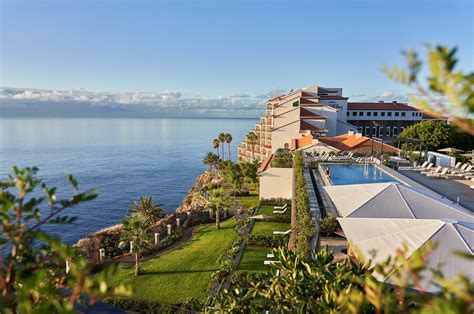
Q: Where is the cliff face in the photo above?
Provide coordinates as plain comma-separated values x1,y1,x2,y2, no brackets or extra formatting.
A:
180,172,212,212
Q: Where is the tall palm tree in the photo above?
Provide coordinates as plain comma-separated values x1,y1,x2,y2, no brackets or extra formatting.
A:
218,133,226,160
225,133,233,162
203,152,219,172
246,132,258,162
129,196,163,228
213,139,220,158
205,189,232,229
120,215,150,276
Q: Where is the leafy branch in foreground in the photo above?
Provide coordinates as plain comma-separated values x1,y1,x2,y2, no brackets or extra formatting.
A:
0,166,130,313
383,44,474,135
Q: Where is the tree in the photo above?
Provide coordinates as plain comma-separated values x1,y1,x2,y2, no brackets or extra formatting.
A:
218,133,226,160
203,152,219,172
246,132,258,162
0,166,129,312
129,196,163,228
120,215,151,276
384,44,474,135
213,139,220,158
225,133,233,162
398,120,453,151
205,189,232,229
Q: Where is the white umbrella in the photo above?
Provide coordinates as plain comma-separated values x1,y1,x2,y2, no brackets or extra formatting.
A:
437,147,464,153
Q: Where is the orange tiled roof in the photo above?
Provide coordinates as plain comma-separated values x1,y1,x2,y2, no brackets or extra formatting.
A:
348,102,417,111
258,154,274,174
317,134,400,153
291,135,314,151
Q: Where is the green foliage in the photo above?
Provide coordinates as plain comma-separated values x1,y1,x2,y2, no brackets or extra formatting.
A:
0,166,130,312
205,189,232,229
247,234,289,248
214,246,474,312
319,216,341,236
203,151,220,172
271,148,293,168
120,215,152,275
383,44,474,135
398,120,454,151
293,151,315,260
259,198,291,206
129,195,163,228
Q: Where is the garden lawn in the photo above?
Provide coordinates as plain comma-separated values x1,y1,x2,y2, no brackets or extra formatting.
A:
252,221,291,237
107,219,237,304
235,246,271,273
235,191,259,209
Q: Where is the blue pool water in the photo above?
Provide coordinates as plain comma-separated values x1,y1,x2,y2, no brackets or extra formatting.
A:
323,163,398,186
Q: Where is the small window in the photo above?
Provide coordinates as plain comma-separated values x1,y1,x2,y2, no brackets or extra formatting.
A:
411,112,414,116
386,127,391,137
388,112,392,117
379,127,384,137
352,112,357,116
372,127,377,135
381,112,385,117
393,127,398,136
358,126,363,133
367,112,372,117
359,112,364,116
347,112,350,116
373,112,378,116
365,127,370,135
401,112,406,117
395,112,399,117
292,101,299,107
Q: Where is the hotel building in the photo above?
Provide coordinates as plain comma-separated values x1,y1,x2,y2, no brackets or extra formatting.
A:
238,84,445,163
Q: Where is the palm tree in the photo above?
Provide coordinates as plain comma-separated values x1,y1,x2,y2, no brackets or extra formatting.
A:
205,189,232,229
213,139,220,158
120,215,150,276
225,133,233,162
203,152,219,172
246,132,258,162
218,133,226,160
129,196,163,228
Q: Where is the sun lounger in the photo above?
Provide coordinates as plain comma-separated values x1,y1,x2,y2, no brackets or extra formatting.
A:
274,203,288,210
266,253,274,258
414,163,433,172
264,260,277,265
421,165,440,175
273,207,288,214
407,161,428,170
450,163,468,174
454,165,473,177
427,167,449,178
273,229,291,235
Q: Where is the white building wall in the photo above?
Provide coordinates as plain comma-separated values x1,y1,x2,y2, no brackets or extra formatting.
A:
427,151,456,167
304,106,338,136
259,167,293,199
319,99,348,123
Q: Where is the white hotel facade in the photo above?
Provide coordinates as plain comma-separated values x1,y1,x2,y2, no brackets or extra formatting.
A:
238,84,442,163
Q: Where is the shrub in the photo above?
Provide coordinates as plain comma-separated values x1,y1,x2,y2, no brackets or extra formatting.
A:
247,234,289,248
319,217,341,236
105,297,186,313
259,198,291,206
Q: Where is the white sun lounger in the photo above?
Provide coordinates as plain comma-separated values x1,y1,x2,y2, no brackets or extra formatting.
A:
273,207,288,214
455,165,473,177
407,161,428,170
264,260,277,265
451,163,468,174
414,163,433,172
273,203,288,210
421,165,440,175
427,167,449,178
266,253,274,258
273,229,291,235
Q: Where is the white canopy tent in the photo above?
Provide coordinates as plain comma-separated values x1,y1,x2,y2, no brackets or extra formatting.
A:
324,182,474,222
338,217,474,293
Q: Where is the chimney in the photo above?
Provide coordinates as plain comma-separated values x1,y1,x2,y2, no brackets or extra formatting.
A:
348,130,354,136
355,133,362,139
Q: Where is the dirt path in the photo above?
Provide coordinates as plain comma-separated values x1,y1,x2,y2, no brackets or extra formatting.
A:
114,226,196,263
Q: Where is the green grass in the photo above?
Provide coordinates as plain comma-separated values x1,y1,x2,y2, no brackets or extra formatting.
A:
252,221,291,237
258,205,291,218
107,219,237,304
236,246,271,273
235,191,259,209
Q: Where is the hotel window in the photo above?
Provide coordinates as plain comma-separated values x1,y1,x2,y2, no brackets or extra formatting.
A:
381,112,385,117
358,126,363,133
411,112,415,116
367,112,372,116
292,101,299,107
347,112,350,116
395,112,399,117
379,127,384,137
352,111,357,116
359,112,364,116
373,112,378,116
365,127,370,135
386,127,391,137
372,127,377,136
393,127,398,136
401,112,406,117
388,112,392,117
401,127,405,133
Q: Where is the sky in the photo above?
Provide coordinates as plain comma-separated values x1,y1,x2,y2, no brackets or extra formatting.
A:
0,0,473,117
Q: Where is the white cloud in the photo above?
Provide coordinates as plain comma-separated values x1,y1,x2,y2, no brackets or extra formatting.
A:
364,90,411,103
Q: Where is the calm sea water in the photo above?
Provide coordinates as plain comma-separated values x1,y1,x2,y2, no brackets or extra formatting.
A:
0,118,255,244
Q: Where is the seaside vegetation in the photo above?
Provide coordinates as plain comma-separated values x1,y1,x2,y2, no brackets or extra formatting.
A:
0,167,130,312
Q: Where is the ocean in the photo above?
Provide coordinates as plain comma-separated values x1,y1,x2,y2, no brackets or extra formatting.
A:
0,117,256,244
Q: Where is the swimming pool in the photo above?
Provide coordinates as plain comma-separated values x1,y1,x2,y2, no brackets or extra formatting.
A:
322,163,398,185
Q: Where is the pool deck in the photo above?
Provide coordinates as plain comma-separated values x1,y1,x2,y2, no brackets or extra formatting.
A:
396,169,474,212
